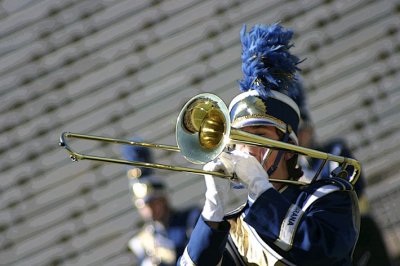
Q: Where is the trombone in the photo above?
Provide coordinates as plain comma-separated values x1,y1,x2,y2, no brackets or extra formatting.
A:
59,93,361,186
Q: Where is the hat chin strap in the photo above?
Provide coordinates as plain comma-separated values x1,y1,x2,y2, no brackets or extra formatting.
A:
267,125,290,176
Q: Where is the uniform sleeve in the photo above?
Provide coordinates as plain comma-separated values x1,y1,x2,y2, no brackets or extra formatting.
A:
177,216,230,266
244,187,360,265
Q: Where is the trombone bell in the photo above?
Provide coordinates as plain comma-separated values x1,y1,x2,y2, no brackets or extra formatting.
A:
176,93,231,164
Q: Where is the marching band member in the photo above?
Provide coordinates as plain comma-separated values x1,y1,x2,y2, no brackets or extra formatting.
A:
122,140,201,266
178,23,360,265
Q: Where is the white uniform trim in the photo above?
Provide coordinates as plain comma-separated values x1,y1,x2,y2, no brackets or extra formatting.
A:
301,185,340,211
241,214,297,266
274,184,341,252
276,204,304,251
180,247,196,266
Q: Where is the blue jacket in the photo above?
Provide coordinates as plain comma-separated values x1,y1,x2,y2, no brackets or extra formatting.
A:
178,178,360,266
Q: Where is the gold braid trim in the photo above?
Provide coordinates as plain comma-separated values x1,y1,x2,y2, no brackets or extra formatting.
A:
228,215,290,265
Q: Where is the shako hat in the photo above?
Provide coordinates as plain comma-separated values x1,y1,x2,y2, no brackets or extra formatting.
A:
229,23,303,144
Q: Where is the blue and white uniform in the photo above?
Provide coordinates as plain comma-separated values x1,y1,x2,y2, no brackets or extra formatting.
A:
302,139,392,266
179,178,360,266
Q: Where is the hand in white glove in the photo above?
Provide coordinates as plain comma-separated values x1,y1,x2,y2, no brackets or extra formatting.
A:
201,159,233,222
220,150,273,201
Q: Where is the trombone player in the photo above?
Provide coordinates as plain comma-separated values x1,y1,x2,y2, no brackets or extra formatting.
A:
178,23,360,265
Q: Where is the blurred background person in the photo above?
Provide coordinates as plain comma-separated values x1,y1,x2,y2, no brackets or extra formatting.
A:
122,139,201,266
295,79,393,266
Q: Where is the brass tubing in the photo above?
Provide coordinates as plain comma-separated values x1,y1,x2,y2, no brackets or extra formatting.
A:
59,93,360,187
59,132,308,186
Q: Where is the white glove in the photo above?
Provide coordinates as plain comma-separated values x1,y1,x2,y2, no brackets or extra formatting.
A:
220,150,273,201
201,159,233,222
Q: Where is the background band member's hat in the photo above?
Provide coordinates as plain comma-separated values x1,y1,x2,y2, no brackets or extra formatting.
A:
121,137,167,208
290,75,314,130
229,24,303,144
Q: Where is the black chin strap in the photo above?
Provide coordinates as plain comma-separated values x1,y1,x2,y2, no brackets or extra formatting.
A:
267,125,290,176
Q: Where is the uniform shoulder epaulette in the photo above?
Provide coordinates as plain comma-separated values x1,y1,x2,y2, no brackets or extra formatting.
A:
306,176,354,193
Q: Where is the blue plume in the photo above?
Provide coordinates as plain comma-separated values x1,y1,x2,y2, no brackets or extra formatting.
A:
239,23,302,99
